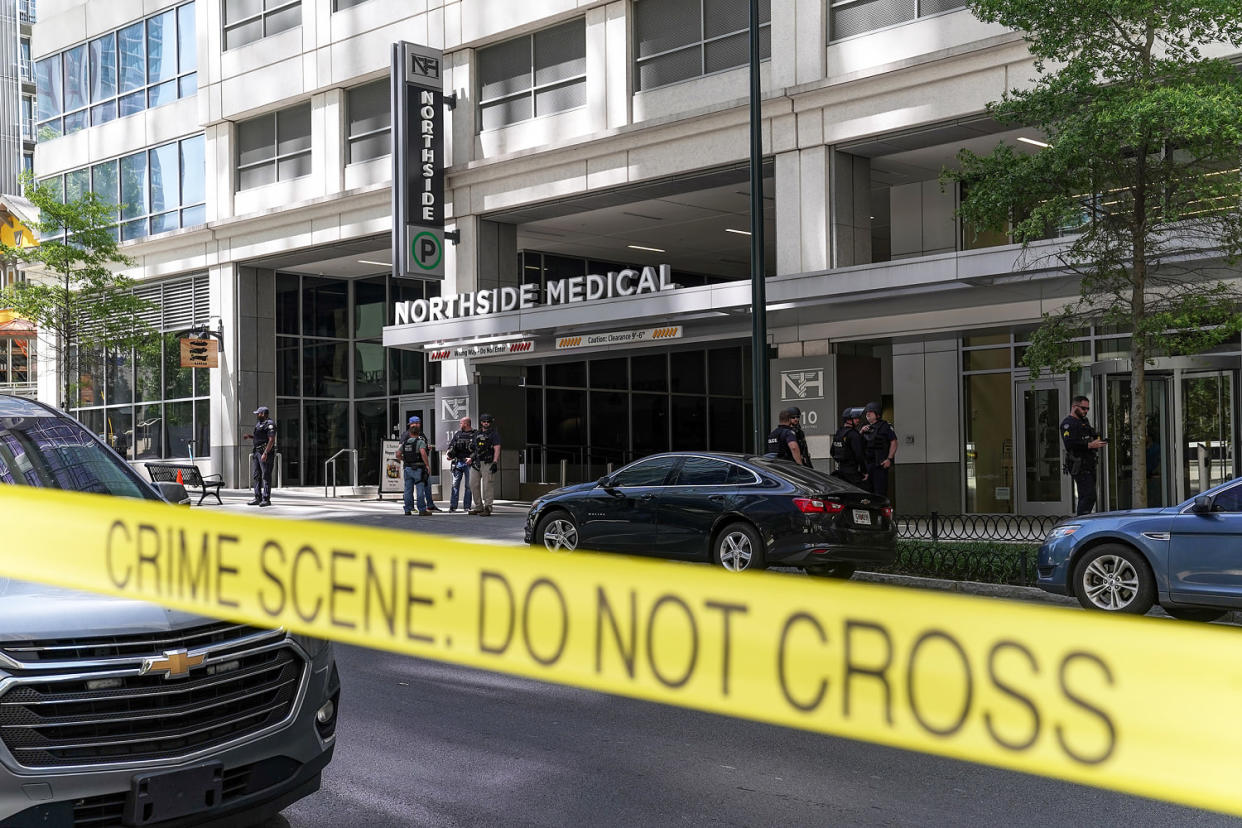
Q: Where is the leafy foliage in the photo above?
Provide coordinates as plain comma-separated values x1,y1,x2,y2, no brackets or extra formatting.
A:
944,0,1242,504
0,173,156,409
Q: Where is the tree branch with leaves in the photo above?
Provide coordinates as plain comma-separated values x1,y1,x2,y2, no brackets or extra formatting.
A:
0,173,156,411
944,0,1242,507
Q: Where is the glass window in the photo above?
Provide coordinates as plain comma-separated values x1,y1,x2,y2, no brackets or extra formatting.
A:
354,342,385,398
708,348,742,395
224,0,301,50
611,456,676,487
671,395,707,450
304,341,350,398
670,350,705,394
634,0,770,91
118,21,146,93
236,102,312,190
302,277,348,338
35,54,62,137
674,456,731,485
1211,483,1242,513
830,0,963,41
149,141,180,215
590,358,627,390
62,44,89,125
0,414,155,499
964,372,1014,513
165,400,194,457
546,361,586,387
632,394,670,456
631,353,667,392
478,19,587,131
962,348,1010,372
346,80,391,163
147,10,177,82
89,34,117,102
354,277,386,339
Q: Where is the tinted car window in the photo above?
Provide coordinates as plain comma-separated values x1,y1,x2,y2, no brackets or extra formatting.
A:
675,456,730,485
748,457,854,491
611,457,676,487
0,410,157,499
1212,482,1242,512
725,463,757,485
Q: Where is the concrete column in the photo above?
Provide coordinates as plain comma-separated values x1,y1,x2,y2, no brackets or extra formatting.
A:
892,337,961,512
318,88,345,197
831,150,871,267
602,1,630,130
772,0,827,87
445,48,475,168
231,265,276,487
775,146,830,275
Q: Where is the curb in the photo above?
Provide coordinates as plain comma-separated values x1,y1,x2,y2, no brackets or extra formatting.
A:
854,570,1077,606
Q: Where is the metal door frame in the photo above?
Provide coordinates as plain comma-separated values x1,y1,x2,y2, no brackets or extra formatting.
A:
1175,368,1238,502
399,393,440,486
1013,375,1072,515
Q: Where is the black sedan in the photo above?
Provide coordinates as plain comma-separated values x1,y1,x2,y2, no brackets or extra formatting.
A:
524,452,896,578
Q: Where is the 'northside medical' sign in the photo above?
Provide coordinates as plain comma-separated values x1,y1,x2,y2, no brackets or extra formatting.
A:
391,42,446,279
394,264,676,325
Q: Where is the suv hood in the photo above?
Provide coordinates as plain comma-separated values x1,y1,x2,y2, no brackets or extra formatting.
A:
0,579,212,642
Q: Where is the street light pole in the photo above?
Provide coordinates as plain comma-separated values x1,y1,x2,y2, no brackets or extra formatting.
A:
748,0,769,454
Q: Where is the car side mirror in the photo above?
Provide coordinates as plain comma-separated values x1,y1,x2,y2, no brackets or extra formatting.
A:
598,475,614,489
1192,494,1215,514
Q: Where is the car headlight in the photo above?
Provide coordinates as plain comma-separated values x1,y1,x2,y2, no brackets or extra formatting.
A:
290,632,330,659
1045,524,1082,541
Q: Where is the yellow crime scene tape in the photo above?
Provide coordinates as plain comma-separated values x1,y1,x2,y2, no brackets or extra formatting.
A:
4,485,1242,816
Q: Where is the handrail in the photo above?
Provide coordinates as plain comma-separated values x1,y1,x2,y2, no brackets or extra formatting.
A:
324,448,358,498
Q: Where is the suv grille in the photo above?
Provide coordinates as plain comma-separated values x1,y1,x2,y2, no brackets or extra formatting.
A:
0,623,304,768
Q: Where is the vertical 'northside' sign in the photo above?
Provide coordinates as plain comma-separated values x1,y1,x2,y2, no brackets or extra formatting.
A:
392,42,445,279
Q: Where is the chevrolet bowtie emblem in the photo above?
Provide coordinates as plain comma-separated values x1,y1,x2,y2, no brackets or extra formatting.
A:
141,648,206,680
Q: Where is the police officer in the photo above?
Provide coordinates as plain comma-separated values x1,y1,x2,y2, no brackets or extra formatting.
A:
830,407,868,487
397,415,432,516
1061,395,1106,515
765,409,804,464
468,413,501,516
446,416,476,512
244,405,276,506
859,401,897,497
788,406,813,468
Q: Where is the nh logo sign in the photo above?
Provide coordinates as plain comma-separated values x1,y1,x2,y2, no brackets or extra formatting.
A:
441,397,468,420
409,54,440,80
780,369,824,401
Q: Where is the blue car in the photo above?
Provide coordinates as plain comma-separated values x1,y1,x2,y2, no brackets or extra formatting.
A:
1037,477,1242,621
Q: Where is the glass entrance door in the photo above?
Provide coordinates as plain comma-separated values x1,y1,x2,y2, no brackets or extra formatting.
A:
399,394,439,484
1180,371,1235,498
1014,379,1070,514
1104,375,1171,511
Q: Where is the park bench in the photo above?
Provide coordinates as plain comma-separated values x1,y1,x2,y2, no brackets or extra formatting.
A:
145,462,224,505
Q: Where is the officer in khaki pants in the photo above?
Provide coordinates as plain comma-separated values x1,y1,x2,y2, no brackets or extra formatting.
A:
467,413,501,515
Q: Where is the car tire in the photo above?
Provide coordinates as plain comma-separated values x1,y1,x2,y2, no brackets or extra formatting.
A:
1072,544,1155,614
806,563,856,580
535,511,579,552
1162,606,1227,623
713,522,766,572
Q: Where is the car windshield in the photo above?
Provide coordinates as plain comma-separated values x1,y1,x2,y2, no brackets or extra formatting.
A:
0,405,158,500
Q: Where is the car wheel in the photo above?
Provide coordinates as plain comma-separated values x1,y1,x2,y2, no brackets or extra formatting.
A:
535,511,579,552
806,563,856,580
1072,544,1155,614
714,522,765,572
1162,606,1227,623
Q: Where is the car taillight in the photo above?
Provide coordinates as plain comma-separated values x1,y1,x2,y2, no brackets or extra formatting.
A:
882,506,893,519
795,497,845,514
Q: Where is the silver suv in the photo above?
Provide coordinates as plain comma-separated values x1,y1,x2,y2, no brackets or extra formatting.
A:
0,395,338,827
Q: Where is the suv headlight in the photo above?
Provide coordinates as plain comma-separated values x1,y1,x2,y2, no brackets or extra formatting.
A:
290,632,330,659
1046,524,1081,541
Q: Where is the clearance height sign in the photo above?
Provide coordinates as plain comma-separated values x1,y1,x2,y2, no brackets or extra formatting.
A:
4,486,1242,817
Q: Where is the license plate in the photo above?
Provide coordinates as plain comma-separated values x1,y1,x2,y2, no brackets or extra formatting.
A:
852,509,872,525
126,762,223,825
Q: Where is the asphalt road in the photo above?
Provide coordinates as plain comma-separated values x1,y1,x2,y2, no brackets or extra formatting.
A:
217,495,1239,827
270,644,1235,828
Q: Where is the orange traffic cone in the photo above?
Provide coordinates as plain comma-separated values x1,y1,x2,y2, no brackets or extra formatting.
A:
176,469,184,485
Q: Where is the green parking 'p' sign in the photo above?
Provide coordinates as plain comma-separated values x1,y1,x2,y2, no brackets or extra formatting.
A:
408,227,444,276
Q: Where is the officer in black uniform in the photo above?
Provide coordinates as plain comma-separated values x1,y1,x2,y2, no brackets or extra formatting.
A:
1061,395,1106,515
830,407,867,487
244,405,276,506
788,406,813,468
859,401,898,497
765,409,803,464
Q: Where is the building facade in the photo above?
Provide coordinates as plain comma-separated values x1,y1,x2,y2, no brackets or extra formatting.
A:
30,0,1241,513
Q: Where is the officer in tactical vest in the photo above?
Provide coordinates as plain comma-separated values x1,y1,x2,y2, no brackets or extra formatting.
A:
788,406,813,468
446,415,476,512
396,416,432,516
468,413,502,516
765,409,804,464
1061,395,1106,515
860,401,898,497
830,407,867,487
244,405,276,506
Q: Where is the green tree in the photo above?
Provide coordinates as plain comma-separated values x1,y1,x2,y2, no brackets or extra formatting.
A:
0,174,156,411
946,0,1242,507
